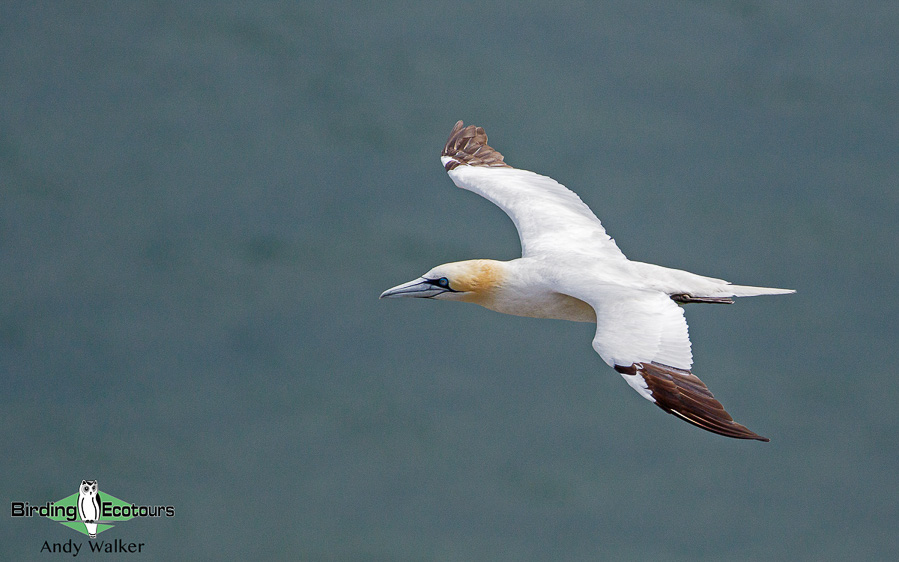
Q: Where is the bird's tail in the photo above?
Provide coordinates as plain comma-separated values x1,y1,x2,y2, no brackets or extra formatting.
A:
724,284,795,298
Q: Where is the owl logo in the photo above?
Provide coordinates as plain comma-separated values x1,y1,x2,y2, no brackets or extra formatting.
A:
77,480,101,539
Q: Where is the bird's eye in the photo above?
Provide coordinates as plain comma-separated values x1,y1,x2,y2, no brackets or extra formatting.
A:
437,277,449,288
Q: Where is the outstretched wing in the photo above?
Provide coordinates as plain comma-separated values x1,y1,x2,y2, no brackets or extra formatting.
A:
564,283,768,441
440,121,626,260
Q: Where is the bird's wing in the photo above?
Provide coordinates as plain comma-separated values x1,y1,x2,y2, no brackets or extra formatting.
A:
585,286,694,371
562,282,768,441
440,121,626,259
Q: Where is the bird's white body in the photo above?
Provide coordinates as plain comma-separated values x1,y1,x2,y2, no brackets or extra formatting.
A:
382,122,794,441
463,255,789,324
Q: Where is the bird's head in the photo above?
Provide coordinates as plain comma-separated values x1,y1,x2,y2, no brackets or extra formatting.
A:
379,259,504,303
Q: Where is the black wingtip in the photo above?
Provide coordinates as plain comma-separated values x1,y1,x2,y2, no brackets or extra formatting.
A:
624,362,769,442
441,121,511,171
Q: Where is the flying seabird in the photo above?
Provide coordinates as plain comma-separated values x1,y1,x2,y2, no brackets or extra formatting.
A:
381,121,794,441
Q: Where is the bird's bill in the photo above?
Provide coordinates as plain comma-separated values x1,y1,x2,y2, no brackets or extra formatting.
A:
380,277,446,299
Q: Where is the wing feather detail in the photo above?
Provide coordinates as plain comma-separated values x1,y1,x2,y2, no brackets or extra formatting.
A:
440,121,625,259
441,121,511,170
615,362,769,441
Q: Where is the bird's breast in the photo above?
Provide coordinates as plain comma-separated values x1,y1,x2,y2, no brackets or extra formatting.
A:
478,289,596,323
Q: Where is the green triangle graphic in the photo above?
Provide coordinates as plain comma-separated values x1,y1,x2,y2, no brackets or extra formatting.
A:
57,521,116,536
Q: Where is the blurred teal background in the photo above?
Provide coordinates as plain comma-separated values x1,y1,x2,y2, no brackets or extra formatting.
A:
2,2,897,559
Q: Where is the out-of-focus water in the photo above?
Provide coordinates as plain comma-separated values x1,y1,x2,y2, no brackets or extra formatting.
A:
2,2,897,559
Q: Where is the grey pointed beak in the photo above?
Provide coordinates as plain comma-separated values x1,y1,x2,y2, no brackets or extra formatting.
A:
380,277,444,299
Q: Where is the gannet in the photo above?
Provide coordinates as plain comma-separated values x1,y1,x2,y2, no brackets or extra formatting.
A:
381,121,794,441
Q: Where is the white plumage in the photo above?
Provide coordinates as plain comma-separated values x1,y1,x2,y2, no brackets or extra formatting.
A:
382,121,794,441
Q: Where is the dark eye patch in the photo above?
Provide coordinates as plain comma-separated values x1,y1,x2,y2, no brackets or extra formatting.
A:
426,277,453,290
